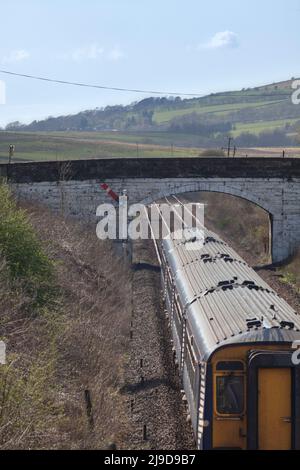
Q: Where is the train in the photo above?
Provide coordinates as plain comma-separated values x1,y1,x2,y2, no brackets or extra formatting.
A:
152,199,300,450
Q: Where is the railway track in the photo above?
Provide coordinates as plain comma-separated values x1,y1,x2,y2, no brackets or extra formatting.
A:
124,238,195,450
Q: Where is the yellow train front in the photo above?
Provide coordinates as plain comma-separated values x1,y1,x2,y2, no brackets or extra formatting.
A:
158,227,300,450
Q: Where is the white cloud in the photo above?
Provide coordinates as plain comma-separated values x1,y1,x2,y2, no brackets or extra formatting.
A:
71,44,104,61
201,31,239,50
107,46,124,61
2,49,30,64
65,44,125,62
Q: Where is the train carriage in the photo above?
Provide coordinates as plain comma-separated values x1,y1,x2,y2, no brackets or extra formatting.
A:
158,223,300,450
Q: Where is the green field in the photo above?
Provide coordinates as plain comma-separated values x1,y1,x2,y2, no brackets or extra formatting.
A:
153,99,286,123
1,130,300,163
231,118,300,137
0,131,203,162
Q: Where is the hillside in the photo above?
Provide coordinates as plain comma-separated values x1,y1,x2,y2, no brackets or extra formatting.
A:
255,78,298,91
2,78,300,151
0,184,131,449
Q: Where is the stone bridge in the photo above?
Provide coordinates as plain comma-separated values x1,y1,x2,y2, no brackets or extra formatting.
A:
1,157,300,263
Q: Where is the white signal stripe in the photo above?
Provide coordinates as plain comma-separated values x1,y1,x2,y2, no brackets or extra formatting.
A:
100,183,119,202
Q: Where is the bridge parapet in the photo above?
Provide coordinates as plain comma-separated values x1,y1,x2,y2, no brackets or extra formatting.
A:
1,157,300,182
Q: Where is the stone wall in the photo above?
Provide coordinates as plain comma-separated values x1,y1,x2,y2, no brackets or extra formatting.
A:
8,175,300,264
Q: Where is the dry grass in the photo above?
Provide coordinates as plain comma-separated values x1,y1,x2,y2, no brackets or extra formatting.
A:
0,200,132,449
280,249,300,292
184,192,271,265
0,256,62,448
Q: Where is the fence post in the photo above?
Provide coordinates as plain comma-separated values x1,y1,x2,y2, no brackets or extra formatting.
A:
143,425,147,441
84,389,94,429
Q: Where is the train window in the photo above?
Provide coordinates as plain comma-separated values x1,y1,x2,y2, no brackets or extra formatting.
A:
174,299,183,332
216,361,244,371
174,297,182,318
216,375,244,415
186,339,196,389
166,271,172,288
166,270,173,293
173,303,183,344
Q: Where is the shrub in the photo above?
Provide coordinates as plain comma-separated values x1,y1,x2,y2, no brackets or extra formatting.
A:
0,183,55,311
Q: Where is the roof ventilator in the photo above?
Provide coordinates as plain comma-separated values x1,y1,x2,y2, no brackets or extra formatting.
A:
205,237,218,243
218,280,236,291
224,257,234,263
246,318,262,329
280,320,295,330
243,280,260,291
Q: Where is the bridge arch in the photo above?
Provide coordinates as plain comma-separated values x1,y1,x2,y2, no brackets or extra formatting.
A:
140,181,274,215
139,181,278,263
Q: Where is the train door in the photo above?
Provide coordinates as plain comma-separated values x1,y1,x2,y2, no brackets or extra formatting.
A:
258,368,292,450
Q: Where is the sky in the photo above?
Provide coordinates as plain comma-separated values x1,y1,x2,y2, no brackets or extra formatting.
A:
0,0,299,127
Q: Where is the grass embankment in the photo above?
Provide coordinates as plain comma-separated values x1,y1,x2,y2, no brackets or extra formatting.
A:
279,250,300,293
0,184,131,449
0,183,59,448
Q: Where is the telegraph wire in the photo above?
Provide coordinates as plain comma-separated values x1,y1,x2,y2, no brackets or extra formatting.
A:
0,69,204,97
0,69,292,100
